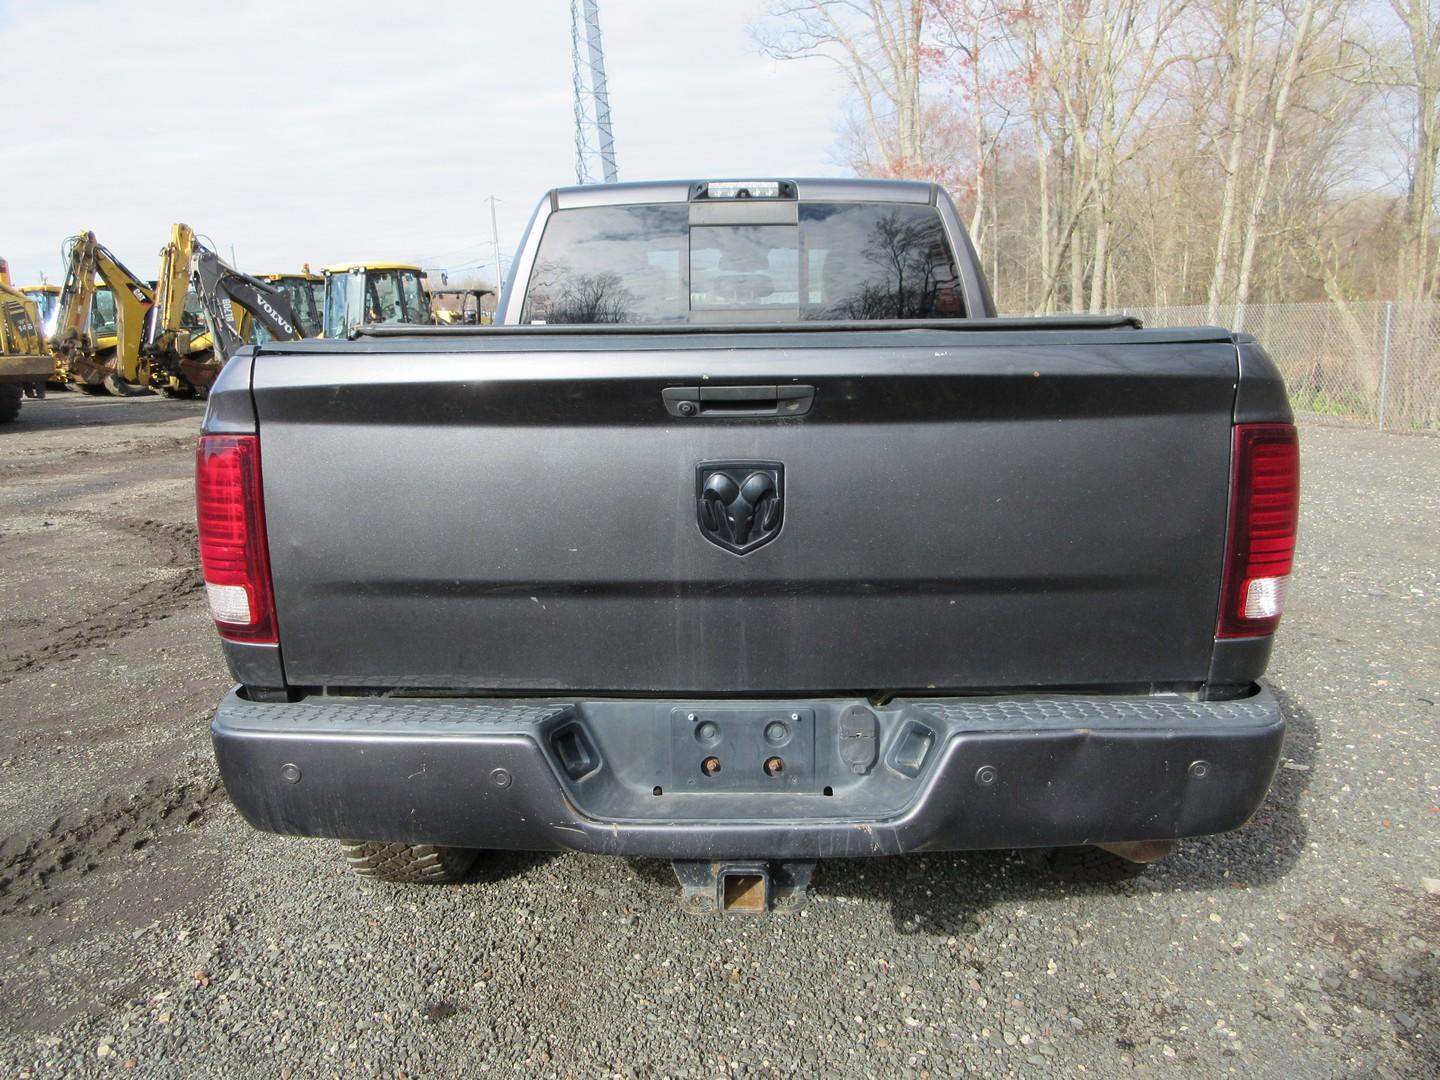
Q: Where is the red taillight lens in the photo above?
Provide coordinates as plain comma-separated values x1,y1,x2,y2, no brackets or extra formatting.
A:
196,434,277,644
1217,423,1299,638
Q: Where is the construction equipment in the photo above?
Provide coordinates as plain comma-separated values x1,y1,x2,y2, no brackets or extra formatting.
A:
0,257,56,422
246,271,323,341
56,232,155,395
145,225,322,394
191,243,308,364
320,264,432,338
144,223,221,396
19,283,61,336
429,287,494,326
49,236,99,385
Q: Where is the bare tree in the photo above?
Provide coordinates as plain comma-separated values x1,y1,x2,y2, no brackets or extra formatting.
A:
1232,0,1330,323
757,1,934,175
1386,0,1440,300
1206,0,1261,320
758,0,1412,313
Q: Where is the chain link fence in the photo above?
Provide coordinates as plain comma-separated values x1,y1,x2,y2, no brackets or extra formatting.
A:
1113,301,1440,434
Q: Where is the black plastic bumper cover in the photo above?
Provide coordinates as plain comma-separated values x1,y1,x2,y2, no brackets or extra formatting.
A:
212,686,1284,859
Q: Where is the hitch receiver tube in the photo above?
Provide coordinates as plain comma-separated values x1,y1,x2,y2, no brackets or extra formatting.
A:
672,859,816,914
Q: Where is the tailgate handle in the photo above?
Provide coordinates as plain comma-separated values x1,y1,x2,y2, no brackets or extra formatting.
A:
662,385,814,418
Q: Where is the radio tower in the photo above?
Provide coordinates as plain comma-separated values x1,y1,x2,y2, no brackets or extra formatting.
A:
570,0,618,184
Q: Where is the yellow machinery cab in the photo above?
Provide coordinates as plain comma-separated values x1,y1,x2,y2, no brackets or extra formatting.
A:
19,284,62,337
321,263,432,338
252,271,324,341
89,282,119,354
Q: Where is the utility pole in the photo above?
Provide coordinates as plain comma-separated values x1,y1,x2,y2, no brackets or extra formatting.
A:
488,195,504,291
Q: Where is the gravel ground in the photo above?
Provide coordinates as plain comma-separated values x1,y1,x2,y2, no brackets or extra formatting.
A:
0,395,1435,1079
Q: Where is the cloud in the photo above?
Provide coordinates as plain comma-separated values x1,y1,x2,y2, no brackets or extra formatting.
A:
0,0,848,287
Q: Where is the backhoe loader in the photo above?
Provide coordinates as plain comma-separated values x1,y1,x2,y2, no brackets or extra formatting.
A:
190,243,309,365
249,271,323,340
49,236,99,385
321,263,432,337
144,223,220,396
0,258,55,422
56,232,155,395
147,226,323,393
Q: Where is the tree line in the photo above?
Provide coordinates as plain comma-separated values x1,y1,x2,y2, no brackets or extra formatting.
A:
757,0,1438,315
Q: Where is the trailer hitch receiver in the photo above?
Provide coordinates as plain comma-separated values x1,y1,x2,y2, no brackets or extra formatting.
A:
672,860,816,914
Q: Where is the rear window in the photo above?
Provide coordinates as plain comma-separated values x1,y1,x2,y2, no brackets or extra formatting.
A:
521,202,964,324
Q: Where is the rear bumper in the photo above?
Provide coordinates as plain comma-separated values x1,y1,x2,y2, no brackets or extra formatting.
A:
212,686,1285,859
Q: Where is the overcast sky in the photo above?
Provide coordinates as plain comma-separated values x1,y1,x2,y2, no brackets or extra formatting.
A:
0,0,850,287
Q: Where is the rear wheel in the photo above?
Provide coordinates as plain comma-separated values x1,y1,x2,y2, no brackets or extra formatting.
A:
339,841,479,883
0,385,22,423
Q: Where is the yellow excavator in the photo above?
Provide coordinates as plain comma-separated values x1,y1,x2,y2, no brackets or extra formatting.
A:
144,223,223,396
55,231,155,395
49,238,98,385
321,263,433,337
147,225,325,393
0,257,56,423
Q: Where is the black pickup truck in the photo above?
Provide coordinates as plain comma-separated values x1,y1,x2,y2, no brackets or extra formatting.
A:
200,178,1297,911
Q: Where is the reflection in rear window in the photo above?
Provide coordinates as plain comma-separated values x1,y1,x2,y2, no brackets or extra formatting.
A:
521,202,963,324
801,204,963,319
522,205,688,324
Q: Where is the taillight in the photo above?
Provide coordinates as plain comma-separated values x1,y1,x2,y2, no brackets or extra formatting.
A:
1217,423,1299,638
196,434,277,644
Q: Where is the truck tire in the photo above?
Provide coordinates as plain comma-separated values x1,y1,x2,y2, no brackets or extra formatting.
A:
0,385,22,423
339,841,478,883
1022,845,1150,884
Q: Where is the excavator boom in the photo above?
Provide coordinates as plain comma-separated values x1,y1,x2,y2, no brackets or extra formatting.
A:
91,243,154,389
56,233,154,394
143,223,226,397
55,233,99,348
192,246,304,363
150,223,196,352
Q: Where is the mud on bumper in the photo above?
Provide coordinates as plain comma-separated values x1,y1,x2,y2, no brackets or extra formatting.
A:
212,686,1285,860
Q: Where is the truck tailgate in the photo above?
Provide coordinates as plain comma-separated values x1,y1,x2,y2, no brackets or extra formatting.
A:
250,327,1237,694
